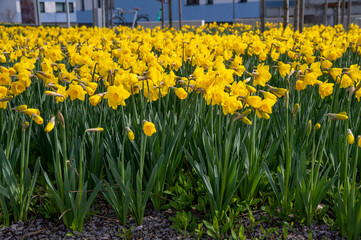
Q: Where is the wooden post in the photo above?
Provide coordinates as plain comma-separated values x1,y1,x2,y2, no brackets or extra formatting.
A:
110,0,113,27
324,0,328,26
336,0,341,25
294,0,299,31
169,0,173,28
178,0,182,29
283,0,289,30
161,0,165,29
260,0,265,33
300,0,304,32
106,0,110,27
347,0,351,29
92,0,96,27
341,0,345,26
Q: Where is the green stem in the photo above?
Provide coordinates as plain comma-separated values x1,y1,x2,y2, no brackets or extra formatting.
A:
284,101,290,215
139,133,147,187
25,120,33,171
351,146,359,198
54,126,64,200
344,98,352,187
19,126,26,221
0,110,3,134
79,132,87,203
61,125,68,176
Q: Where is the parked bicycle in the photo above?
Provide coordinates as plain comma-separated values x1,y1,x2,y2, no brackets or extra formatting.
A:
112,7,149,28
156,0,168,22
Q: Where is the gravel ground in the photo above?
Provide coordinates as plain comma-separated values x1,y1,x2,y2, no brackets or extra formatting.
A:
0,201,347,240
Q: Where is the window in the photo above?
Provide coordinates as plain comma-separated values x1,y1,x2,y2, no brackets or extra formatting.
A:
56,2,65,12
39,2,45,13
187,0,199,5
56,2,74,13
81,0,85,11
239,0,247,2
207,0,213,4
69,2,74,12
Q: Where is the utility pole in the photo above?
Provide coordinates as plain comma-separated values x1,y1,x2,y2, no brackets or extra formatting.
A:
294,0,299,31
92,0,96,27
341,0,345,26
283,0,289,30
106,0,110,27
260,0,265,33
169,0,173,28
233,0,235,21
34,0,41,25
336,0,341,25
300,0,304,32
347,0,351,28
324,0,328,26
178,0,182,29
161,0,165,29
102,0,105,27
65,0,70,27
110,0,114,27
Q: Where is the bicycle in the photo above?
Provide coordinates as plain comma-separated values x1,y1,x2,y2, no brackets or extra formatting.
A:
112,7,150,28
156,0,168,22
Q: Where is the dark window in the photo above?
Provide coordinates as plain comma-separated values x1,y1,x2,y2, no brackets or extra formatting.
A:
187,0,199,5
69,2,74,12
81,0,85,11
239,0,247,2
98,0,101,8
39,2,45,13
56,2,74,13
56,3,65,12
207,0,213,4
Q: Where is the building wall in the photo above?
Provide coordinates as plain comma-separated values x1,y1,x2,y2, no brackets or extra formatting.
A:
40,0,77,24
76,0,260,25
0,0,21,23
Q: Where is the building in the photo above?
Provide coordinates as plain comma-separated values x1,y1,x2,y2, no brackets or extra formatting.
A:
76,0,262,25
3,0,361,27
0,0,77,26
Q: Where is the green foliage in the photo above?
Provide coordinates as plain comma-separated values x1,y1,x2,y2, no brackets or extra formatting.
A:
170,210,194,237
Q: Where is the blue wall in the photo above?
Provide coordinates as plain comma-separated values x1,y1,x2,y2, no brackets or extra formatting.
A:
77,0,261,24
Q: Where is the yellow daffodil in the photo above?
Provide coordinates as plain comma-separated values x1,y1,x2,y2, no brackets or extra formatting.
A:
45,116,56,133
143,120,156,137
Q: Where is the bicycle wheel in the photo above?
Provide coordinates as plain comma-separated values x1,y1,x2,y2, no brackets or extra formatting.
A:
112,16,125,27
135,16,150,27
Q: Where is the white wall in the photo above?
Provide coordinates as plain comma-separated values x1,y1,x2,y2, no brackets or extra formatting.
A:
0,0,19,23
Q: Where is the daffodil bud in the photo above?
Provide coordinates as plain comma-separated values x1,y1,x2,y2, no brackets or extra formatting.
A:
45,91,65,98
58,111,65,128
335,112,349,120
241,117,252,125
174,87,188,100
23,121,29,130
241,109,252,116
326,112,349,121
32,114,43,125
85,127,104,132
307,120,312,136
358,135,361,148
45,116,56,133
293,103,299,116
347,129,355,144
126,127,135,141
12,105,27,112
314,123,321,130
285,91,289,109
